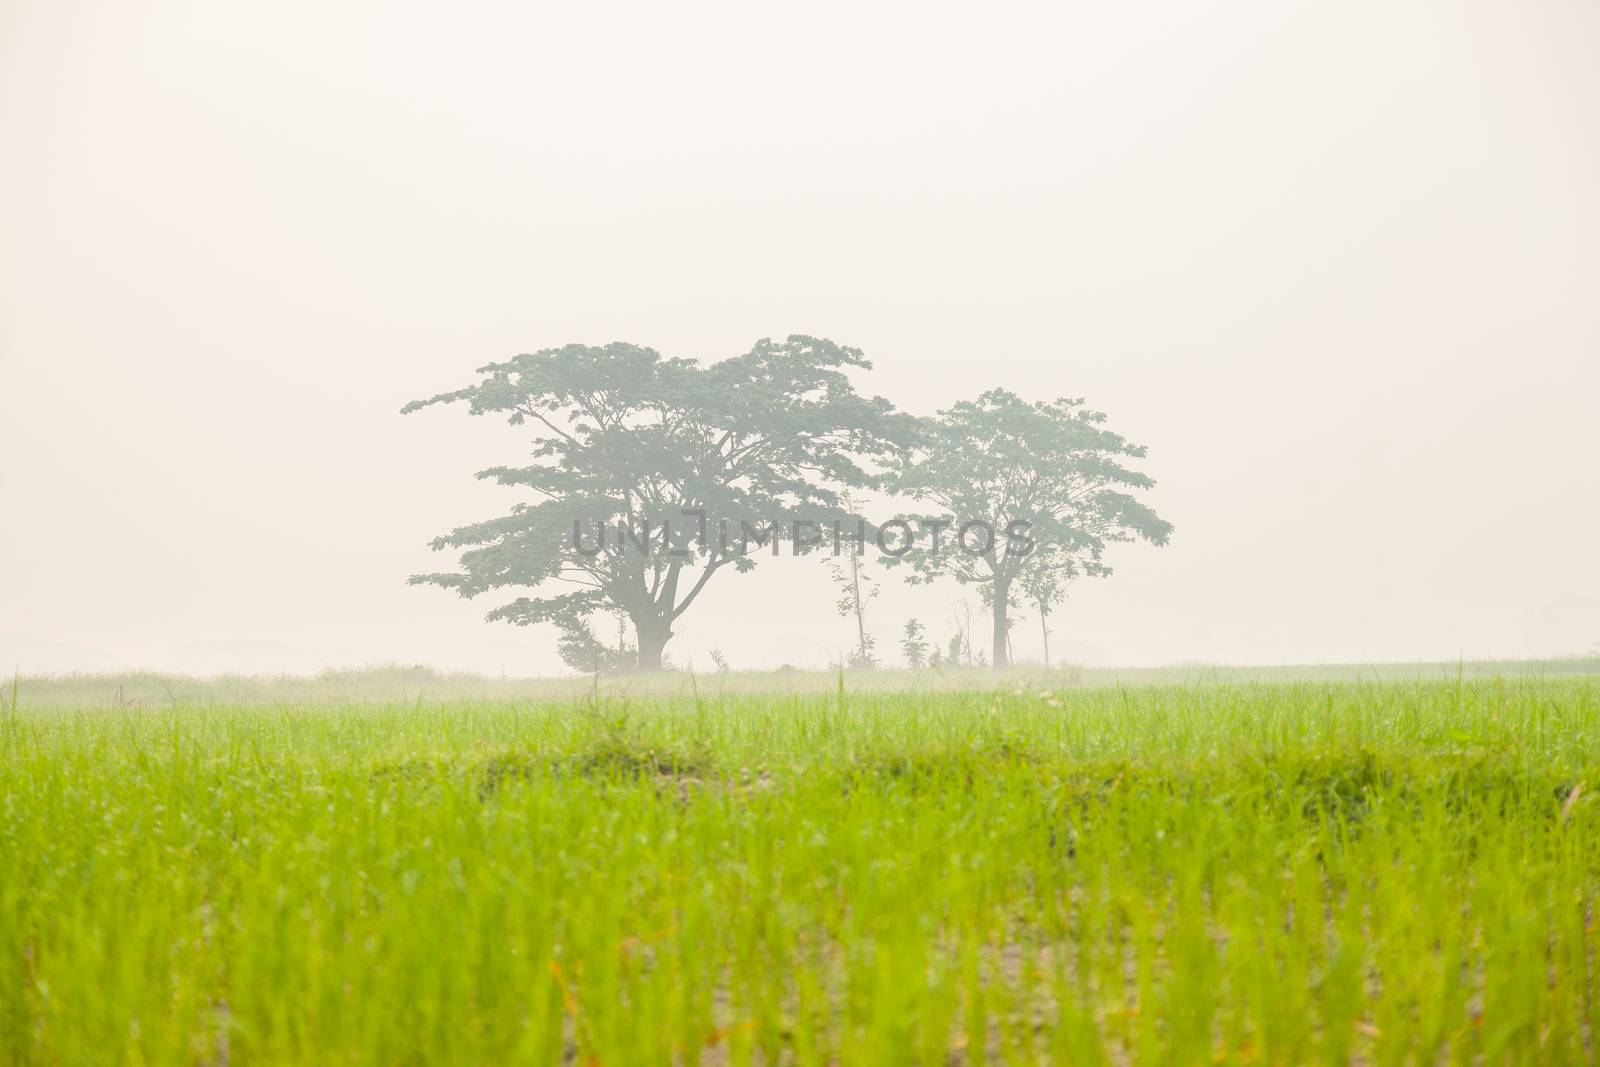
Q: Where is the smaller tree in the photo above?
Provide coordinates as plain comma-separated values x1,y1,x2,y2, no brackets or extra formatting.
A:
901,619,929,669
1019,557,1071,667
827,501,880,669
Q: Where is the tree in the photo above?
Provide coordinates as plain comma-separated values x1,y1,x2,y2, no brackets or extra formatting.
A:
900,619,929,669
887,389,1172,668
403,336,907,671
946,630,966,667
826,496,880,669
1019,563,1069,668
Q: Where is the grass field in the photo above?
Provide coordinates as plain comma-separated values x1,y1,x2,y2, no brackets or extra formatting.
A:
4,671,1600,1064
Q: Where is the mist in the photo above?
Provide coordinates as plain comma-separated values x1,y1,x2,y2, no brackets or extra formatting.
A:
3,0,1598,677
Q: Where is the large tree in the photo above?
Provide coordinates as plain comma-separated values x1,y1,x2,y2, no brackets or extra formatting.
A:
402,336,906,671
886,389,1172,668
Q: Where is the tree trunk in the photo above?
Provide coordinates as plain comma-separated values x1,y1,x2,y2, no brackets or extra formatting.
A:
850,552,869,665
1039,603,1051,667
634,615,673,672
991,578,1011,669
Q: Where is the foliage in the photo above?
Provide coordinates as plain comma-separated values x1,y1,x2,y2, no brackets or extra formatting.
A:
1020,564,1068,666
552,613,635,675
900,618,928,668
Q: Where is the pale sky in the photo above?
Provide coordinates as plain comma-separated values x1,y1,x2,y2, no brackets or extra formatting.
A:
3,0,1598,676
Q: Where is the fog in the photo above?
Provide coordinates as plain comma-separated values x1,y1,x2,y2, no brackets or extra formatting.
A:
3,0,1598,676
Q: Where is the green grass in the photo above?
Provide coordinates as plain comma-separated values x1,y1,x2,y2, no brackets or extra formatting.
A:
4,675,1599,1063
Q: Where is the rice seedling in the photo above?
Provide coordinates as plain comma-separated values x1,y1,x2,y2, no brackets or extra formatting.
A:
3,674,1597,1063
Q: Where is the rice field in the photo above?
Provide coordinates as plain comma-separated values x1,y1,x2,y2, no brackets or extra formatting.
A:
4,672,1599,1064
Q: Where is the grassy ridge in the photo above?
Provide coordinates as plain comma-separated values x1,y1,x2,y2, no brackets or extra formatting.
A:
3,677,1599,1063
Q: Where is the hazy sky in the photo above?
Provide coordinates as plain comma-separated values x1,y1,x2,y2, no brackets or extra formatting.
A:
3,0,1598,676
